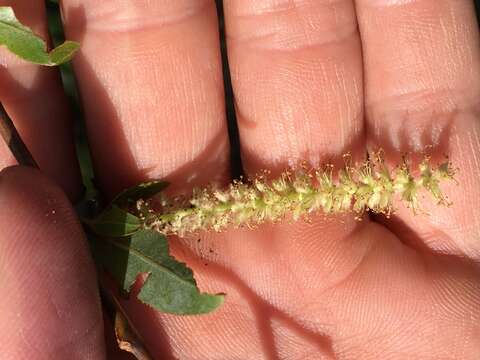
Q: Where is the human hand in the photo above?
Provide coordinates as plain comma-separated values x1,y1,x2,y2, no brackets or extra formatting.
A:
1,1,479,359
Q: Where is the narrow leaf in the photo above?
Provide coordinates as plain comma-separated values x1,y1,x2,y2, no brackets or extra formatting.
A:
113,180,169,208
88,205,141,237
0,6,79,66
48,41,80,65
90,229,224,315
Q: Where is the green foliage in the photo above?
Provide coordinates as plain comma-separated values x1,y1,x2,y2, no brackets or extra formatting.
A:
0,6,78,66
90,229,224,315
86,181,168,237
87,205,142,237
87,181,224,315
113,180,168,208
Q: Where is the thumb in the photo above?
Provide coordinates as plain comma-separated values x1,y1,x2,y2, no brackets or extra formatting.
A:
0,166,105,359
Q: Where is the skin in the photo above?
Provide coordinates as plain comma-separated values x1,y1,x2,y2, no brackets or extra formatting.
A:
0,0,479,359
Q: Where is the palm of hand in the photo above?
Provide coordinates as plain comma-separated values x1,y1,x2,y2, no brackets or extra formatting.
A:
0,1,479,359
143,206,478,359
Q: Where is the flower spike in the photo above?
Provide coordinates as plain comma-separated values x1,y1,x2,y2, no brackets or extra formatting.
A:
141,154,456,236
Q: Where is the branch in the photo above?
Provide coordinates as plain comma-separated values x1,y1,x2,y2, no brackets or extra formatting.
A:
99,284,153,360
0,102,38,168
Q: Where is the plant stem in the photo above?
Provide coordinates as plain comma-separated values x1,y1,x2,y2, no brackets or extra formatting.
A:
99,284,153,360
0,102,39,168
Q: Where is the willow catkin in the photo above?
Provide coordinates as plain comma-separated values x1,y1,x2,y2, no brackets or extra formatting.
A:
138,154,456,236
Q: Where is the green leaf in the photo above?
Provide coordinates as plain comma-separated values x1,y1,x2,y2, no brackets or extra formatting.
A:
113,180,169,208
87,205,141,237
0,6,79,66
90,229,224,315
48,41,80,65
82,181,168,238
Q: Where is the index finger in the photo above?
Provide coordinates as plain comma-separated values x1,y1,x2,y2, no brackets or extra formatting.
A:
0,167,105,359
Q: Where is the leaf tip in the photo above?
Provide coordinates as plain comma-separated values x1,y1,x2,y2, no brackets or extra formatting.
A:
48,40,80,66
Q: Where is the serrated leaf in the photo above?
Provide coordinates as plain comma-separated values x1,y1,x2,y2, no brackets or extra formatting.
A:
0,6,79,66
113,180,169,208
90,229,224,315
82,181,168,238
88,205,141,237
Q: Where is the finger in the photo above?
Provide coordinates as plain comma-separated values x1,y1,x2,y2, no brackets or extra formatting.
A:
356,0,480,259
223,0,365,174
0,1,82,200
60,0,230,197
0,166,105,359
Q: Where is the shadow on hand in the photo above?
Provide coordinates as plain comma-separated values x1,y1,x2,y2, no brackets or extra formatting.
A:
125,241,335,360
0,58,81,199
366,107,454,167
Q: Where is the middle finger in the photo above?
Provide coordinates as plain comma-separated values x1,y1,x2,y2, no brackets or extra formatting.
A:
224,0,365,174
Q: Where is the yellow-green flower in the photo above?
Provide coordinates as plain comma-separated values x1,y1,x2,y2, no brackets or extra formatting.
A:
141,154,456,236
